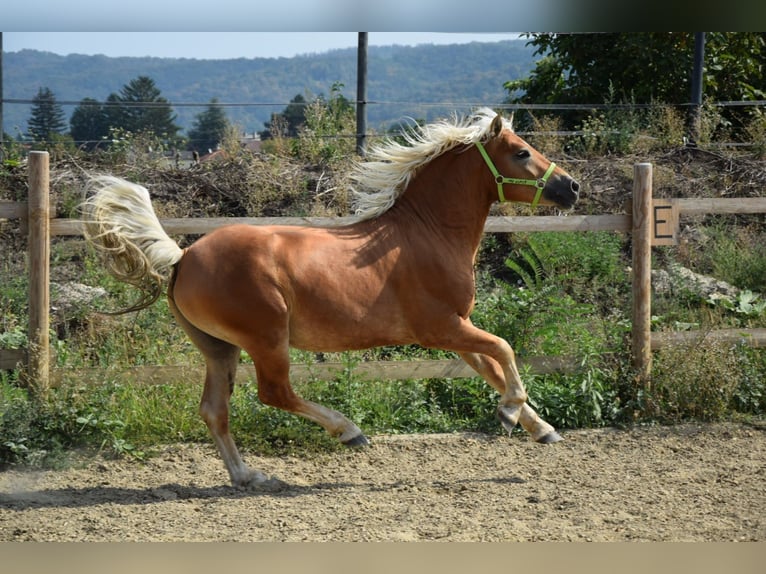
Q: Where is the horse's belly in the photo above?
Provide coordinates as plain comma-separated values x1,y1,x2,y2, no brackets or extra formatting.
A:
287,303,415,352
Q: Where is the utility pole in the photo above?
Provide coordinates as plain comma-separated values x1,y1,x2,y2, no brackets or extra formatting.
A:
1,32,4,161
356,32,368,157
688,32,705,146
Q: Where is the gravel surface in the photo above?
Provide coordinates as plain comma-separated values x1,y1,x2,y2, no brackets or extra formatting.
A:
1,422,764,542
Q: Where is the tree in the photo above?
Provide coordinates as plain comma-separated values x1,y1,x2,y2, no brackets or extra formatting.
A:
293,82,356,164
260,93,308,139
69,98,110,151
103,93,127,135
108,76,181,142
506,33,766,133
187,98,231,153
27,87,67,143
309,82,355,136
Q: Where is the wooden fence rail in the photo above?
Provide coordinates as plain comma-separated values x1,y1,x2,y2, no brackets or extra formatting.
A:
1,152,765,398
7,198,766,236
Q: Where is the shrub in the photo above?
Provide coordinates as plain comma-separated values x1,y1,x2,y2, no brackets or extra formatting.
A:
730,346,766,415
474,231,628,357
744,110,766,158
708,224,766,294
570,85,643,156
648,340,756,422
526,359,621,429
639,104,687,151
522,114,567,156
292,82,356,167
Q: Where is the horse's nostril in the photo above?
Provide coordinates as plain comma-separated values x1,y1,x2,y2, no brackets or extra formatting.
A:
571,180,580,194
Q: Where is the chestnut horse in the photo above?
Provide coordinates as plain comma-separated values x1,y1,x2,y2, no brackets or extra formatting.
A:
82,109,580,488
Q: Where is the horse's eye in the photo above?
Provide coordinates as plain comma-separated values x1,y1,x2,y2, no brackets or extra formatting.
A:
515,149,531,159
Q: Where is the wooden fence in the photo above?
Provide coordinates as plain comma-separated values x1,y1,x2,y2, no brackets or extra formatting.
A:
1,151,765,398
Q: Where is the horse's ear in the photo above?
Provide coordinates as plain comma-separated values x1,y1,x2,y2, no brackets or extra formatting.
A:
490,114,504,138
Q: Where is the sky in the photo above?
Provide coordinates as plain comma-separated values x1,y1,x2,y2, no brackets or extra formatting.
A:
1,1,752,34
2,32,523,60
1,0,572,34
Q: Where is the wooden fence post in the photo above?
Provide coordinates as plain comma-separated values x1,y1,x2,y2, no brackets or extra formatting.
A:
27,151,50,399
631,163,653,388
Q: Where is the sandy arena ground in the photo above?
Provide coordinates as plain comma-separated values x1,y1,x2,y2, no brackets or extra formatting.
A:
1,422,764,542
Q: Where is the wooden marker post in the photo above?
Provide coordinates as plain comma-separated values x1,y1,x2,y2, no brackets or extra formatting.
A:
651,199,679,246
631,163,653,388
27,151,51,400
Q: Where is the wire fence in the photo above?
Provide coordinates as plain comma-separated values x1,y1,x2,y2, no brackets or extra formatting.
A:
3,97,766,148
5,97,766,109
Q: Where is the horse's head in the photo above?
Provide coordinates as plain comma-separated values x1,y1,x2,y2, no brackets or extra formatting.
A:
476,114,580,209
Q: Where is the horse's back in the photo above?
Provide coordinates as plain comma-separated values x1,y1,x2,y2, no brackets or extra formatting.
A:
171,223,416,351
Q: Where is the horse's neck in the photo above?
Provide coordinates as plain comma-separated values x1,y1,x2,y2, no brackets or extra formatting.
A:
386,149,492,259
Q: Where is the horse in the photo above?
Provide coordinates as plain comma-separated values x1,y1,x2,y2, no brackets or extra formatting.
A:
81,108,580,489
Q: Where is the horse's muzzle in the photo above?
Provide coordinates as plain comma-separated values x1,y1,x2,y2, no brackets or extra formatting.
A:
544,175,580,209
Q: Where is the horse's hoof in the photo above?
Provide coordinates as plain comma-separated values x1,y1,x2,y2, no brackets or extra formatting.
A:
342,433,370,448
536,431,563,444
235,471,288,492
497,405,521,435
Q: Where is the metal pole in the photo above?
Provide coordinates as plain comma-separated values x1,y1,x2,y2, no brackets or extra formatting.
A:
1,32,4,161
688,32,705,146
356,32,368,157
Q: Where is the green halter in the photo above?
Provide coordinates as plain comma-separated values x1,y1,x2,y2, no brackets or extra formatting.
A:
475,141,556,208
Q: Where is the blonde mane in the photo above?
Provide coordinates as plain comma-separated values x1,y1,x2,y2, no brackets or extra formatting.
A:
350,108,512,221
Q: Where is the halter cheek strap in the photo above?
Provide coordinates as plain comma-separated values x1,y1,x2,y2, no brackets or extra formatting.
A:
475,141,556,208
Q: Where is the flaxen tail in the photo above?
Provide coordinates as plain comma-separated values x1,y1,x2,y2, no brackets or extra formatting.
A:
81,176,184,313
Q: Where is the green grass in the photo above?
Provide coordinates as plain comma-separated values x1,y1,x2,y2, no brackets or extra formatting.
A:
708,223,766,293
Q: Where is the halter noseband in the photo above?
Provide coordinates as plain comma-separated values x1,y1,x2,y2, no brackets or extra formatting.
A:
475,141,556,208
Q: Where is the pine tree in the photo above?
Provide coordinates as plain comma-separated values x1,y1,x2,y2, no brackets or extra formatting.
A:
260,93,308,139
109,76,181,141
69,98,110,151
27,87,67,143
187,98,230,153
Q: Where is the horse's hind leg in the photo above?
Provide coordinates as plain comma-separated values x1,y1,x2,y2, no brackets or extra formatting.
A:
169,301,281,489
245,340,368,447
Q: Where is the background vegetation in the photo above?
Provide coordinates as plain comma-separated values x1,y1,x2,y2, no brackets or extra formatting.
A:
1,33,765,470
505,32,765,138
2,40,536,140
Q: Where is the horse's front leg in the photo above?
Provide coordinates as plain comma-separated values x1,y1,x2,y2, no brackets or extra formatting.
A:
454,336,562,443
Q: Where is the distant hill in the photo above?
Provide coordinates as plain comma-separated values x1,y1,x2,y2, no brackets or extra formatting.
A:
2,40,535,137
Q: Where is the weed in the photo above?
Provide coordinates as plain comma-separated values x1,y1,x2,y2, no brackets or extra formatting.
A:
744,110,766,158
640,104,687,151
474,231,627,358
522,114,567,156
708,224,766,293
708,290,766,317
292,82,356,167
730,346,766,414
649,340,752,422
424,378,499,434
571,84,644,156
